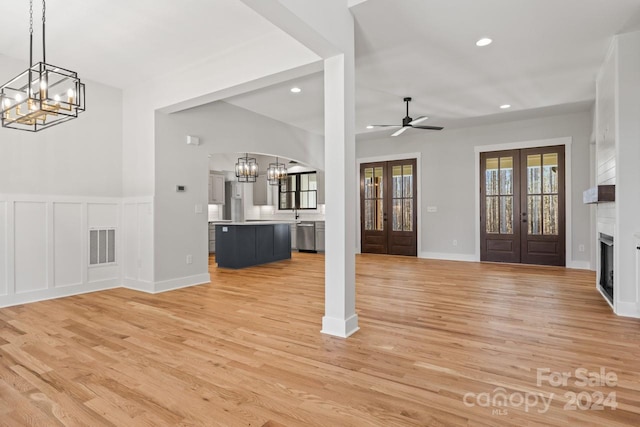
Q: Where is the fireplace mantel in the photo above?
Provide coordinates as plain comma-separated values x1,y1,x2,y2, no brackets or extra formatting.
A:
583,185,615,204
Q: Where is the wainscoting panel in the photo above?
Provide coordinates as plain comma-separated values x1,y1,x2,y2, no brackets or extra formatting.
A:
0,196,122,308
123,203,138,282
122,198,154,292
139,203,154,284
53,202,83,288
88,203,119,228
0,201,6,296
14,201,48,294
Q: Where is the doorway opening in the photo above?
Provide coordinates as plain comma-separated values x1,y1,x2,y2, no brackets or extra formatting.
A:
360,159,417,256
480,146,566,266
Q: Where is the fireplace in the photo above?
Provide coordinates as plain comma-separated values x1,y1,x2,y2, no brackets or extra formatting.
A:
599,233,614,304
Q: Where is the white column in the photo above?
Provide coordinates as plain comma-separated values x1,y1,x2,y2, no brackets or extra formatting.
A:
322,53,359,338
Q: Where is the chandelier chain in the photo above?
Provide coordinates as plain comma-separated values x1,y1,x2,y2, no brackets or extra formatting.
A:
29,0,33,34
42,0,46,63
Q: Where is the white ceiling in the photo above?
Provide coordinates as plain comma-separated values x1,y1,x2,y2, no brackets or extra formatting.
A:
0,0,282,89
225,0,640,135
2,0,639,135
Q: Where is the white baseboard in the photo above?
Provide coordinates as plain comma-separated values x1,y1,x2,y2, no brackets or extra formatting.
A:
321,313,360,338
419,252,477,262
615,301,640,318
0,279,120,308
153,273,211,293
0,273,211,308
122,278,155,293
567,260,592,270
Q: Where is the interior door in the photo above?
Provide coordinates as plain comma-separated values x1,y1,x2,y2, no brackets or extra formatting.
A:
480,146,565,266
361,162,387,254
388,159,417,256
521,147,565,266
361,159,417,256
480,151,521,263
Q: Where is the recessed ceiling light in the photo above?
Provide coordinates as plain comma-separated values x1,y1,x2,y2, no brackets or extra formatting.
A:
290,87,301,93
500,104,511,109
366,125,374,129
476,38,493,47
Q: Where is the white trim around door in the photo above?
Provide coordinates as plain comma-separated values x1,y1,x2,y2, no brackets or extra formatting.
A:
473,137,585,269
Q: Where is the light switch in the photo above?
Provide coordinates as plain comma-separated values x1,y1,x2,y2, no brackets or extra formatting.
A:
195,204,203,214
427,206,438,213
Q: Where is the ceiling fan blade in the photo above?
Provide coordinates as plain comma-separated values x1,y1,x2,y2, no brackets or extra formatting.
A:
412,125,444,131
409,116,428,125
369,125,402,128
391,126,410,137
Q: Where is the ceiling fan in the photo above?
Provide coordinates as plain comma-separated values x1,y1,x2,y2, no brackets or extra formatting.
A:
368,97,443,136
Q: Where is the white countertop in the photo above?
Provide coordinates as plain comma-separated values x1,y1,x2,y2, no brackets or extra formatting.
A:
215,221,298,226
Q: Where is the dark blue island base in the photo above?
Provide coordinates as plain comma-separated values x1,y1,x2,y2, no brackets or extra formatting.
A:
215,223,292,269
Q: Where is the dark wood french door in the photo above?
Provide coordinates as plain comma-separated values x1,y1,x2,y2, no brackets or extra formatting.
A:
361,159,417,256
480,146,565,266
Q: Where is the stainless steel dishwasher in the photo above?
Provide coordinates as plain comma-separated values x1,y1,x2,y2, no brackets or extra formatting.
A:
297,221,316,252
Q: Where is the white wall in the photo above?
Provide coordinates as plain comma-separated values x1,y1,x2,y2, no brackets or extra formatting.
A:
357,110,593,266
613,32,640,315
121,30,319,199
0,56,125,307
0,57,123,196
0,196,121,307
153,101,324,284
596,44,617,239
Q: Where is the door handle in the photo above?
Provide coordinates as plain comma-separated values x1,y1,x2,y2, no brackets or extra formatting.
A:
522,212,527,223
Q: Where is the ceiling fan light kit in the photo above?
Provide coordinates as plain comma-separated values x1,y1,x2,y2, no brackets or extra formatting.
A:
0,0,85,132
368,97,443,137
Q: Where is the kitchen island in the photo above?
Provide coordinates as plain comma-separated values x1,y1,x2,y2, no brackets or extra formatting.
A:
215,222,292,269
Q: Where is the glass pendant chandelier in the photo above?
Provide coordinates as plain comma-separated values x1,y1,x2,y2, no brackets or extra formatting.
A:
0,0,85,132
235,153,258,183
267,157,287,185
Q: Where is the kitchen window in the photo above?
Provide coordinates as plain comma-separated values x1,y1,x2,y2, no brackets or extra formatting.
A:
279,172,317,210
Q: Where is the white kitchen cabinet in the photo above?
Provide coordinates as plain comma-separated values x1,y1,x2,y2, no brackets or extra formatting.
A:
253,174,268,205
254,174,279,206
209,172,225,204
316,170,325,205
230,181,243,199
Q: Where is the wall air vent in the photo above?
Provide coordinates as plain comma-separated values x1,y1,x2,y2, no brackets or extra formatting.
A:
89,228,116,265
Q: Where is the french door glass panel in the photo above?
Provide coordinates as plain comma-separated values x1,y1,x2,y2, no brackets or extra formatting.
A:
391,165,414,232
526,153,558,236
364,166,384,231
485,156,513,235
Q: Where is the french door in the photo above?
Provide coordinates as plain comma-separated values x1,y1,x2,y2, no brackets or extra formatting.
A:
480,146,565,266
360,159,417,256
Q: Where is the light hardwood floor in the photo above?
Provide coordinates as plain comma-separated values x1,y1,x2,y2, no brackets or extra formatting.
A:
1,253,639,426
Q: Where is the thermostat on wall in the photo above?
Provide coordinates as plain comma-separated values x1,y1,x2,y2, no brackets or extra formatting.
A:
176,185,186,192
186,135,200,146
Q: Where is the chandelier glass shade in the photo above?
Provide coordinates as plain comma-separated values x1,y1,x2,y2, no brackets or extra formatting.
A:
235,153,258,183
267,157,287,185
0,0,85,132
